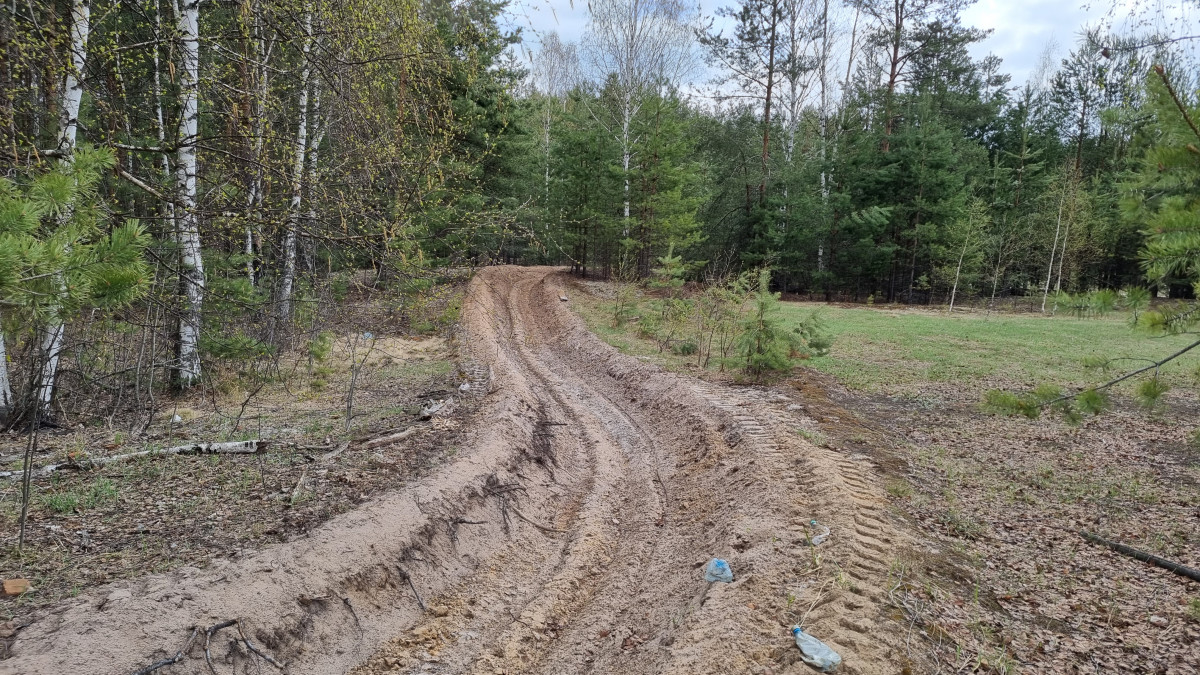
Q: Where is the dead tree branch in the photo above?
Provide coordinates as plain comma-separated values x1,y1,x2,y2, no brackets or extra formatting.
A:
1,440,265,480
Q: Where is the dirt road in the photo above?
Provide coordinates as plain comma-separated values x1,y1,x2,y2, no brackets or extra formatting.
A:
3,267,912,674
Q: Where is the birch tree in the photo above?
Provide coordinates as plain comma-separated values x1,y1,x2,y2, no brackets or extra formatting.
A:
34,0,90,417
175,0,204,387
582,0,696,227
277,6,315,326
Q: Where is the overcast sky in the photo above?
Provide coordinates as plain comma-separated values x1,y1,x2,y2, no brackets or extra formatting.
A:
504,0,1157,88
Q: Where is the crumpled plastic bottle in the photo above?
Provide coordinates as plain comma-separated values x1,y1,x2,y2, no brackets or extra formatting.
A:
792,626,841,672
703,558,733,583
810,519,831,546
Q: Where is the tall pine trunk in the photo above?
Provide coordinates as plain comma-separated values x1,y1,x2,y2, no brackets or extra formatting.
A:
175,0,205,387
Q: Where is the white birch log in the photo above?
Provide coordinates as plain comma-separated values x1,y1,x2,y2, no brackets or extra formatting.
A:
0,441,263,480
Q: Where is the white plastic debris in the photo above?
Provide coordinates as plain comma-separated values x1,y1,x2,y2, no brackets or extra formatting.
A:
792,626,841,672
809,519,831,546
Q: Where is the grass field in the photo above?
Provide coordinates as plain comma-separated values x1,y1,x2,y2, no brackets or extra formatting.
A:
789,304,1200,395
569,280,1200,401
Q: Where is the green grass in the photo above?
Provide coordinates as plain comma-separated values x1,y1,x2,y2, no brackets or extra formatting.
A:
783,303,1200,394
570,285,1200,398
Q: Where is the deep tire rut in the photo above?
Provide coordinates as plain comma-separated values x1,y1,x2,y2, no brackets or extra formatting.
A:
2,267,917,675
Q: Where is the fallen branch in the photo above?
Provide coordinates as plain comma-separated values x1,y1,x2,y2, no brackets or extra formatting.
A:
509,505,566,534
236,620,287,670
342,596,363,635
320,442,351,463
448,517,486,543
483,483,527,496
1,441,264,480
362,427,417,449
1044,338,1200,408
129,626,199,675
1080,531,1200,582
396,565,427,611
289,468,309,506
203,620,237,674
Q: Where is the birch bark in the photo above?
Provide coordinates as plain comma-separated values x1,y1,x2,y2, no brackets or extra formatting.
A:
176,0,205,386
277,7,313,324
35,0,90,416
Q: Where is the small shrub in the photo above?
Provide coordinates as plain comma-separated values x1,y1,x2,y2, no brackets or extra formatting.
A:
740,269,816,379
636,313,661,339
1136,377,1170,410
1122,286,1151,323
307,331,334,364
671,340,698,356
982,390,1039,418
1187,598,1200,622
201,333,274,360
1090,289,1118,317
610,280,638,328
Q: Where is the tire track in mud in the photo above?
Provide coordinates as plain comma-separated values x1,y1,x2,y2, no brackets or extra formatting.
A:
2,267,918,675
687,379,909,669
359,268,916,674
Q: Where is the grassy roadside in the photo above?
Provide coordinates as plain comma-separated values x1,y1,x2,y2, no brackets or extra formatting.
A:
567,278,1200,401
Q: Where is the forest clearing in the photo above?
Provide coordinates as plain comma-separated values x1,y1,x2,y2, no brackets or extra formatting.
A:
3,0,1200,671
0,267,1195,674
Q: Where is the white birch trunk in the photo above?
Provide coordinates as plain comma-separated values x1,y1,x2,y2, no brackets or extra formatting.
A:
0,318,13,420
817,0,830,270
56,0,89,153
304,80,324,274
277,8,313,324
36,0,90,417
621,96,631,233
245,19,271,286
176,0,205,386
949,231,970,313
153,0,174,232
1041,190,1065,313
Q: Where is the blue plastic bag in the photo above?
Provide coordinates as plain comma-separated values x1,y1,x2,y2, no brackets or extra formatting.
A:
704,558,733,583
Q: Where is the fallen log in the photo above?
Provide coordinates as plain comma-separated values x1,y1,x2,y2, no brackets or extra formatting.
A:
1079,530,1200,583
0,441,263,480
361,427,418,449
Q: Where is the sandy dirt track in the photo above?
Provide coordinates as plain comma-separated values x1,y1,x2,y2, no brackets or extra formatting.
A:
2,267,912,674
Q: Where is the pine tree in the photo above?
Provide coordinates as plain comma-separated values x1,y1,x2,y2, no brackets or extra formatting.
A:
0,147,151,422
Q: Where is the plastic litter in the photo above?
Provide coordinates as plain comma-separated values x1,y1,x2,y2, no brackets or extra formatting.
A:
809,519,831,546
791,626,841,672
703,558,733,583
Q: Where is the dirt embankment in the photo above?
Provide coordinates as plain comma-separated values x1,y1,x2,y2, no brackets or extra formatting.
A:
3,267,916,674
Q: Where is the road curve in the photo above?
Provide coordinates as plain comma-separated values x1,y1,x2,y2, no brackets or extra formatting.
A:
2,266,910,675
